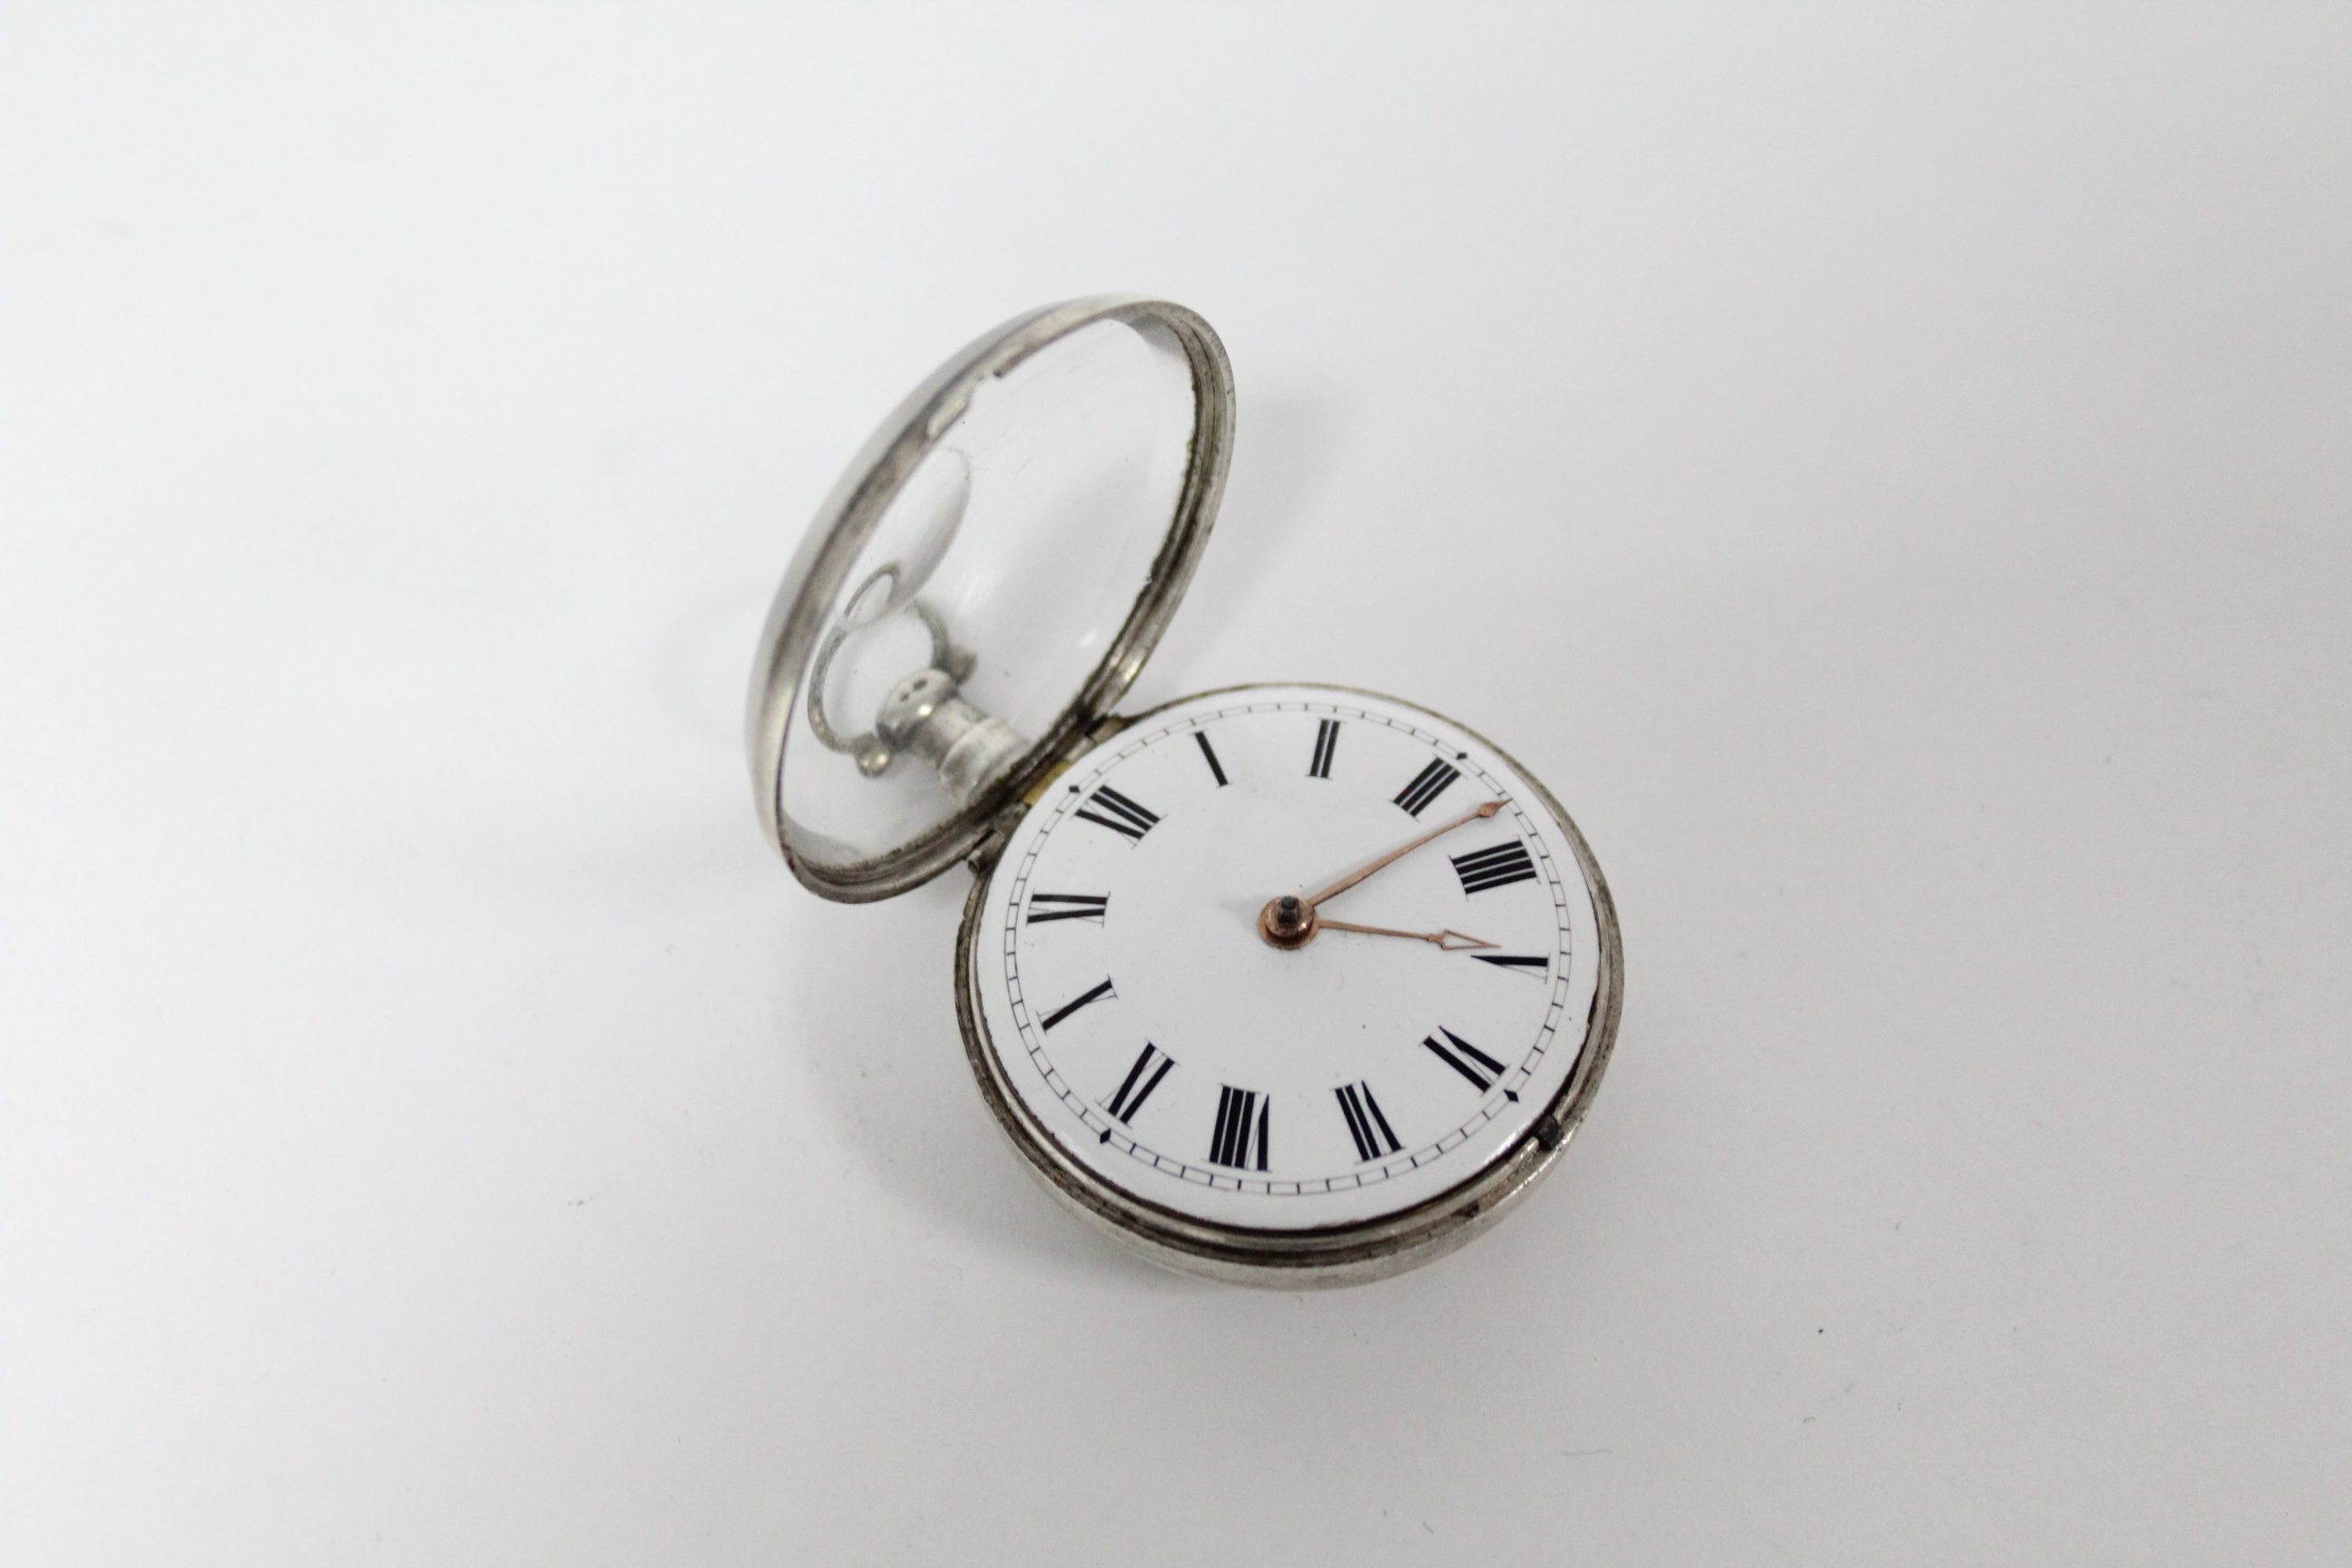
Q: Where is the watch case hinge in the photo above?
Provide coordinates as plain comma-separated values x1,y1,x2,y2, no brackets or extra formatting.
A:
965,799,1029,877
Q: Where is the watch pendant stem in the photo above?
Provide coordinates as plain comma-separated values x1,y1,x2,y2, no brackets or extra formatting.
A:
876,668,1026,803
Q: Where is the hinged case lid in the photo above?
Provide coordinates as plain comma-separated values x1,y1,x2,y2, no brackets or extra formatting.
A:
746,298,1235,902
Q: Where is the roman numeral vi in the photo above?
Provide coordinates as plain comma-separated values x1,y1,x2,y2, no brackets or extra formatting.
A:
1100,1044,1174,1139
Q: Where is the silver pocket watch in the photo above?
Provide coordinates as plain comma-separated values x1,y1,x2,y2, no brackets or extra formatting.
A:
748,298,1622,1286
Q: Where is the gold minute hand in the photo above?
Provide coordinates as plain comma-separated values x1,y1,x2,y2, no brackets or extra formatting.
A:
1300,800,1505,910
1316,920,1496,951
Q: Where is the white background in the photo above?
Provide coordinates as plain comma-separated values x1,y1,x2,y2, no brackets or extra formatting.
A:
4,5,2348,1563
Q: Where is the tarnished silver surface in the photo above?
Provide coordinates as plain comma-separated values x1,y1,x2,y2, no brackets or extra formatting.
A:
745,297,1235,904
953,683,1625,1288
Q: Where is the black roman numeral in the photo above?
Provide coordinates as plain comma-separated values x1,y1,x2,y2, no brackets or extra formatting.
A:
1473,953,1549,976
1422,1027,1511,1095
1193,730,1228,787
1100,1044,1174,1138
1027,893,1108,925
1074,785,1160,842
1393,758,1461,817
1208,1086,1269,1171
1452,839,1536,894
1308,718,1340,779
1039,978,1115,1031
1334,1082,1402,1162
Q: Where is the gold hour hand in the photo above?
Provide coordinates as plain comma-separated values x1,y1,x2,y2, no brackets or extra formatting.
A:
1316,920,1496,951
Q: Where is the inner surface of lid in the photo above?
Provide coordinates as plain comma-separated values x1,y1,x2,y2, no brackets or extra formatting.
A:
750,299,1231,900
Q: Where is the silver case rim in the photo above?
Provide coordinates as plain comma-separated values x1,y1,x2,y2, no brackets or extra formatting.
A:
745,296,1235,904
953,682,1625,1289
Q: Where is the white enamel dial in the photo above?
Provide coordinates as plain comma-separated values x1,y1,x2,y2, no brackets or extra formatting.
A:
966,686,1608,1236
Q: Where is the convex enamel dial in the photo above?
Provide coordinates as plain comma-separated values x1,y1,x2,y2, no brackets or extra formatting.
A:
961,687,1616,1272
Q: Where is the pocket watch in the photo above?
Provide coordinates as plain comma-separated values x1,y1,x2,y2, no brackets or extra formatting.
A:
747,297,1622,1286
